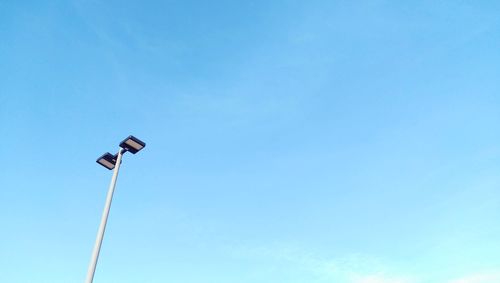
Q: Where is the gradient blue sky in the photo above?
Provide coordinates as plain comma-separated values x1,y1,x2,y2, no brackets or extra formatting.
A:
1,1,500,282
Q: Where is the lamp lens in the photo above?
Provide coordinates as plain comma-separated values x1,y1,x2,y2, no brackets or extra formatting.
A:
125,139,144,150
99,159,115,169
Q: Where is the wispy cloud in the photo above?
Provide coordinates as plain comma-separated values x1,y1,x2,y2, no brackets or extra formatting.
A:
229,244,417,283
229,244,500,283
448,272,500,283
348,274,414,283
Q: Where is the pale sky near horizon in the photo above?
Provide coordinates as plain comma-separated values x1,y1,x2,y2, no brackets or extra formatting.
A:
1,1,500,282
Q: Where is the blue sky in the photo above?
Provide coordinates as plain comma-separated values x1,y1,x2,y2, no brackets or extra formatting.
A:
1,1,500,282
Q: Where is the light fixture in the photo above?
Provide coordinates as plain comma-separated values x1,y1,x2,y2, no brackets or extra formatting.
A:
86,135,146,283
119,135,146,154
96,152,117,170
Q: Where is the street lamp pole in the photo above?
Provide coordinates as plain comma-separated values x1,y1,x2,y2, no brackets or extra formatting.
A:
85,135,146,283
85,148,124,283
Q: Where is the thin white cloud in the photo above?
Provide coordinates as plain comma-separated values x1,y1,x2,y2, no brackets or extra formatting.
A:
229,245,417,283
349,274,414,283
448,272,500,283
317,256,416,283
229,244,500,283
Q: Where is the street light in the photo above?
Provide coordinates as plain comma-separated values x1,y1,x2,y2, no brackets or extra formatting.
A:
86,135,146,283
96,152,117,170
119,135,146,154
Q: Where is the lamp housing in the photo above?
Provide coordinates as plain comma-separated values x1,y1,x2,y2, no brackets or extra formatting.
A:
96,152,117,170
119,135,146,154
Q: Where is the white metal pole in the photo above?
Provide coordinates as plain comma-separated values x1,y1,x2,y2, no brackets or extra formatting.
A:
85,148,125,283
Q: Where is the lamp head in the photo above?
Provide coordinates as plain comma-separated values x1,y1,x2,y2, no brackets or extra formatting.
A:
119,135,146,154
96,152,117,170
